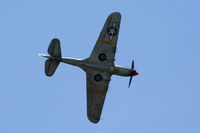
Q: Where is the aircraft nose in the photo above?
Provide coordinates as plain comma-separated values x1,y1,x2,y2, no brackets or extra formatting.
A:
132,70,139,76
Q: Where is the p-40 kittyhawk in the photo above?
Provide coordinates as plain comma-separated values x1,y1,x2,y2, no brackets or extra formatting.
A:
39,12,138,123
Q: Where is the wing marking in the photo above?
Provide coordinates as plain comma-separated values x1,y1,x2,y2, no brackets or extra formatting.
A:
96,39,117,46
87,88,107,95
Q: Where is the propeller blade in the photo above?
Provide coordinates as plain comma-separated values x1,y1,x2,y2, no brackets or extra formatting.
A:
128,76,133,88
131,60,134,69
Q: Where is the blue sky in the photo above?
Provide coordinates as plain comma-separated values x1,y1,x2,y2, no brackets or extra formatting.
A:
0,0,200,133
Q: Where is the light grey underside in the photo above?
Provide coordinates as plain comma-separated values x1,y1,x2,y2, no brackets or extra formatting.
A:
86,69,111,123
86,12,121,123
88,12,121,67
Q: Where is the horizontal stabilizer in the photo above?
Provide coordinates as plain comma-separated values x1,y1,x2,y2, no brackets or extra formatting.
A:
45,59,60,76
48,38,62,57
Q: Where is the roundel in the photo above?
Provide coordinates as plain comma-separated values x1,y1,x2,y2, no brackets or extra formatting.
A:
107,26,118,36
94,74,103,82
98,53,107,61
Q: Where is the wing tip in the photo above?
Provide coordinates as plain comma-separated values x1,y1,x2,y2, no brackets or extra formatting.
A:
87,113,100,123
88,117,100,124
109,12,121,17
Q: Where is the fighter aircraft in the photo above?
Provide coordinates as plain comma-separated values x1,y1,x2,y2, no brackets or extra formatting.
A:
39,12,138,123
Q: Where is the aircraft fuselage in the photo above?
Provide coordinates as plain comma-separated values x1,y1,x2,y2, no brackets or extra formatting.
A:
39,54,134,77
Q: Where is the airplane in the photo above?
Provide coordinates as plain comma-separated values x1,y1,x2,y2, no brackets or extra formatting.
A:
39,12,138,123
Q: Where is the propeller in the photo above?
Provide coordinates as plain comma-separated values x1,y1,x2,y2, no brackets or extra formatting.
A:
128,60,138,88
128,76,133,88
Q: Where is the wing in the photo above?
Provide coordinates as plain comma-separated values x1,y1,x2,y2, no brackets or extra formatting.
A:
86,69,111,123
88,12,121,67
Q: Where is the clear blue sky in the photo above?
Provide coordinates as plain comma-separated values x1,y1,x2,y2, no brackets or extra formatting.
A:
0,0,200,133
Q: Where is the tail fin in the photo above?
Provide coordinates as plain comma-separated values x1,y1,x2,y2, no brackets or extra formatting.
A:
48,38,62,57
45,59,60,76
45,38,62,76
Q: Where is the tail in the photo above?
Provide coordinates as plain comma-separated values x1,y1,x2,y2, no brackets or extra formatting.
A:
45,38,62,76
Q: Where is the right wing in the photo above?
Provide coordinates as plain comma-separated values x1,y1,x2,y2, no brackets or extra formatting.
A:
86,69,111,123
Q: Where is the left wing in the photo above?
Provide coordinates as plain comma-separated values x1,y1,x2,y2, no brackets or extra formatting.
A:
88,12,121,67
86,69,111,123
